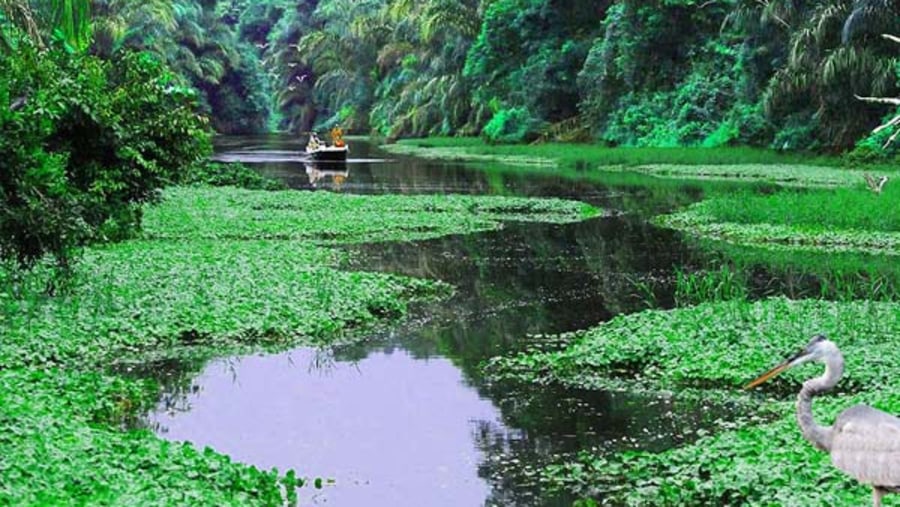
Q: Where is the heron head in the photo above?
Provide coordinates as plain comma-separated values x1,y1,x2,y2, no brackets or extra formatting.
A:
744,334,836,389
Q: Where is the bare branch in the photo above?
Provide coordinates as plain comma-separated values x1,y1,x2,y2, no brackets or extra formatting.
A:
873,115,900,135
882,34,900,44
884,129,900,149
855,95,900,106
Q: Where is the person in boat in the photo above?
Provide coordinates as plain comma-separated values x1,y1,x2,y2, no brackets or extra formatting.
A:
330,126,345,148
307,132,323,151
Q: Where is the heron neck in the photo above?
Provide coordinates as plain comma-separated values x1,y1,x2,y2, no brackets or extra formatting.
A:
796,352,843,452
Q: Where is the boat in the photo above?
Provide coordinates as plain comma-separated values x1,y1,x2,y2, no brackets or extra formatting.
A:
306,127,348,162
306,144,348,162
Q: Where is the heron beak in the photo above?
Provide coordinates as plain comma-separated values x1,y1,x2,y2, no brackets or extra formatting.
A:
744,348,809,390
743,360,790,389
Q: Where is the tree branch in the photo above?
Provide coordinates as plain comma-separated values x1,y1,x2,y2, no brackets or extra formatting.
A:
854,95,900,106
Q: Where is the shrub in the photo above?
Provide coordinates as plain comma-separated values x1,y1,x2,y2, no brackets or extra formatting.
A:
0,31,210,270
180,162,286,190
481,107,542,144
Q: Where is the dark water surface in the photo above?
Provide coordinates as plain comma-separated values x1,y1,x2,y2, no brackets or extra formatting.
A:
143,137,763,505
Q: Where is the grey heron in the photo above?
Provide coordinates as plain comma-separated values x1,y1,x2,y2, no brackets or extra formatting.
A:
745,334,900,507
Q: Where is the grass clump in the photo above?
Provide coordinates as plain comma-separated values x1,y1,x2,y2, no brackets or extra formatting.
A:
385,137,835,169
610,163,874,188
699,240,900,301
486,297,900,505
658,185,900,255
700,185,900,232
1,185,596,504
674,264,748,307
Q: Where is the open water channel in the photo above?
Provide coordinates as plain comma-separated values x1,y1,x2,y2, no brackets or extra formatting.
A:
140,137,811,505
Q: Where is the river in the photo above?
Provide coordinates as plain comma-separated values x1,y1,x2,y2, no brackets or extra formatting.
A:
141,136,814,505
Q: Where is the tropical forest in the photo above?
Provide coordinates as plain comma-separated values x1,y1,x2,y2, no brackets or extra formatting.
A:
1,0,899,505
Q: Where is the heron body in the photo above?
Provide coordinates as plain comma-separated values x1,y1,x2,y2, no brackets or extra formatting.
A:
832,405,900,504
746,335,900,506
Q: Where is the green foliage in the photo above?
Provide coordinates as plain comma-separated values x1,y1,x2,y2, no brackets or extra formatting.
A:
615,163,869,187
51,0,92,51
481,107,542,144
163,1,273,134
763,0,900,151
61,0,887,149
0,0,91,51
489,297,900,395
0,184,596,503
143,186,597,243
658,183,900,255
698,240,900,302
674,264,748,306
100,0,890,151
464,0,596,128
487,297,900,505
180,161,287,190
385,137,839,169
850,54,900,160
1,237,444,369
698,186,900,232
369,0,480,138
86,0,276,134
1,185,592,368
0,31,210,269
203,42,272,134
579,1,744,146
0,368,303,505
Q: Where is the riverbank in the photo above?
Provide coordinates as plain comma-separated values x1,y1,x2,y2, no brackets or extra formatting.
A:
485,297,900,505
382,137,838,168
658,183,900,255
385,138,899,255
0,184,597,504
379,138,897,187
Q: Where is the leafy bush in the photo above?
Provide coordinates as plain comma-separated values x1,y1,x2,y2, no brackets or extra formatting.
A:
481,107,543,144
0,31,210,270
180,162,286,190
464,0,598,127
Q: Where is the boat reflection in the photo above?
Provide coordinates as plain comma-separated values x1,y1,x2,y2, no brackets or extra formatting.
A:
305,160,350,190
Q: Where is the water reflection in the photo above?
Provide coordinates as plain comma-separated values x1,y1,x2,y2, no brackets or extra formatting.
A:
305,161,350,190
150,350,497,506
144,347,740,506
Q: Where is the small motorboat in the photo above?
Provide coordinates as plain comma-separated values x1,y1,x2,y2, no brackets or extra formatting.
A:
306,127,348,162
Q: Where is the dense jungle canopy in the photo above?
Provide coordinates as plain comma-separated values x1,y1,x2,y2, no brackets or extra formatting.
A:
2,0,899,151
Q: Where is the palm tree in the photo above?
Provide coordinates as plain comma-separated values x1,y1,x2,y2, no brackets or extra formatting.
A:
370,0,481,137
89,0,175,57
763,0,900,149
24,0,92,50
0,0,41,47
296,0,387,130
855,34,900,148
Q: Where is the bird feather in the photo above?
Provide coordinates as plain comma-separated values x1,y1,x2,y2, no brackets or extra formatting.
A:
832,405,900,488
